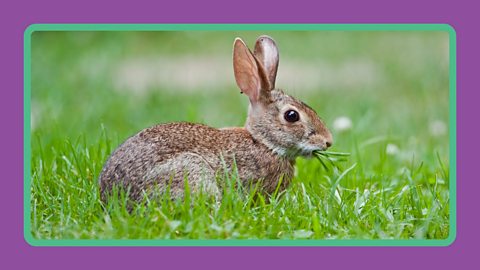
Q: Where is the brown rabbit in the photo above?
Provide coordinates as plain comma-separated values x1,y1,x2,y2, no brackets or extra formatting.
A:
99,35,333,202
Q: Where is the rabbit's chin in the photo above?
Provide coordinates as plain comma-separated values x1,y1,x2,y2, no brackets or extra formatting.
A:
296,142,325,158
269,143,321,160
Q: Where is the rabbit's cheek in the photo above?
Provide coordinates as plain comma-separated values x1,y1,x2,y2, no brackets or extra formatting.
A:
284,122,307,138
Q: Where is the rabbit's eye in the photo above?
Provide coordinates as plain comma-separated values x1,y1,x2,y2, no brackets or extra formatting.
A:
284,110,300,122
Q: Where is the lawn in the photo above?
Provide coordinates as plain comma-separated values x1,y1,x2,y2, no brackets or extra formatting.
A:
28,29,452,241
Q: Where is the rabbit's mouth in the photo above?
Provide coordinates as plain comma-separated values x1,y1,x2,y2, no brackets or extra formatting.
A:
264,141,326,160
297,142,327,158
269,145,314,160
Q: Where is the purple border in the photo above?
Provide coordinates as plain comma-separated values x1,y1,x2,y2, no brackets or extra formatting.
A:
1,0,475,269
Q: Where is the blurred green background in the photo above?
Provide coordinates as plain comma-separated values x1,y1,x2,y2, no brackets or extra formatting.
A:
31,30,449,166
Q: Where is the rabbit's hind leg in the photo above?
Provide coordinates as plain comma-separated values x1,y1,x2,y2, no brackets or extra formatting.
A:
145,152,220,200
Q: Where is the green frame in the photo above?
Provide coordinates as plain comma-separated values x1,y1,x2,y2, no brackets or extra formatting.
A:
24,23,457,246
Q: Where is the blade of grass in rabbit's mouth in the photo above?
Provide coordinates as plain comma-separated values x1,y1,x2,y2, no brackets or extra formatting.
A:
312,150,351,171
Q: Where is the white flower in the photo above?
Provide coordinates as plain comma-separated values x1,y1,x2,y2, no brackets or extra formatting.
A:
429,120,447,136
333,116,352,132
386,143,399,155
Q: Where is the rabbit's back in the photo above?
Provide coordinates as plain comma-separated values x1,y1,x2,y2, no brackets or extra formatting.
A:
99,122,294,201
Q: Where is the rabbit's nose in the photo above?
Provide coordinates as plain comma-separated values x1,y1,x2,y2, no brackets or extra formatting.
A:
325,131,333,148
326,140,332,148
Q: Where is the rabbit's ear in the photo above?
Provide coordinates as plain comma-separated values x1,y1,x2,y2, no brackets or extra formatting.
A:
254,35,279,90
233,38,271,104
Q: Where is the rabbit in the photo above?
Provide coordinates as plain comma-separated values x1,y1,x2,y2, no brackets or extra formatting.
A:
99,35,333,203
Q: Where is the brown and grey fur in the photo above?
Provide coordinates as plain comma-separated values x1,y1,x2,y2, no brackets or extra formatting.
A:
99,36,333,202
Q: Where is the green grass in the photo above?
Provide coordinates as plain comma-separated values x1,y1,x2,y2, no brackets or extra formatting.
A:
28,30,451,241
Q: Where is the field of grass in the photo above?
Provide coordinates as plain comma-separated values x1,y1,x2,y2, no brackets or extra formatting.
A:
28,30,451,241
